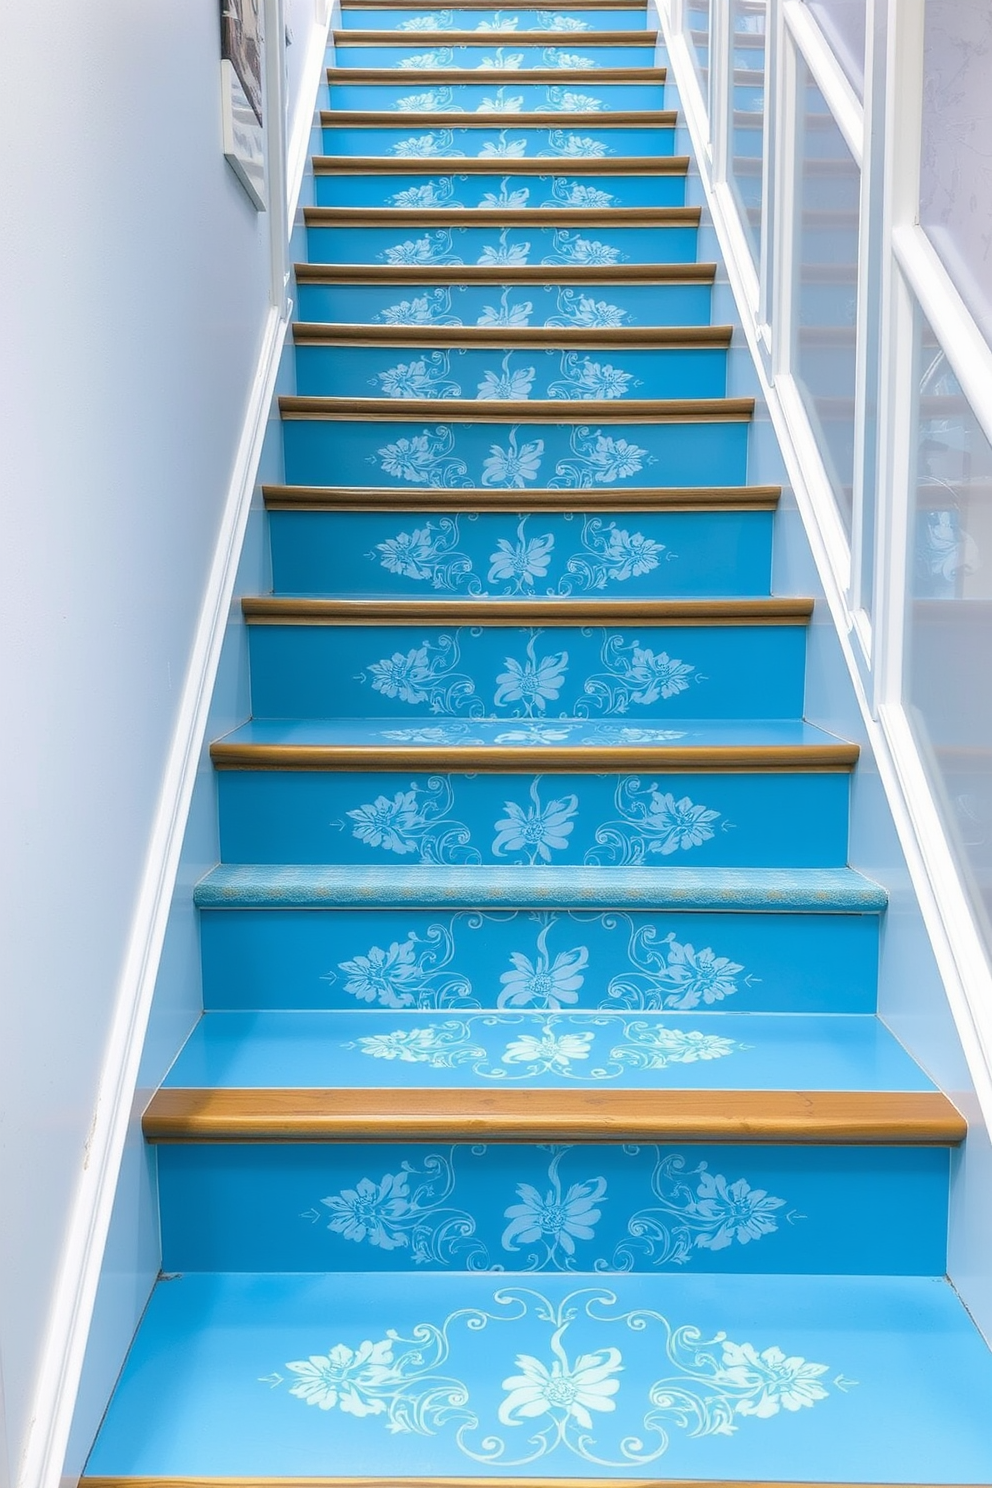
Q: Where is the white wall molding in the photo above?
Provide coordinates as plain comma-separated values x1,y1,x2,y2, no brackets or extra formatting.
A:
286,5,333,226
782,0,862,163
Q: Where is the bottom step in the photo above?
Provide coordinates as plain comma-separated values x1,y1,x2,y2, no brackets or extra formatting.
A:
85,1271,992,1483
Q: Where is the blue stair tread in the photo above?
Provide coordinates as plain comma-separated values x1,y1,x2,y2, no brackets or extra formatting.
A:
84,1270,992,1482
216,717,843,746
161,1011,934,1092
195,862,887,909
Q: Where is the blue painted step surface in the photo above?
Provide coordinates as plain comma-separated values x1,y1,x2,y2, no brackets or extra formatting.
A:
295,278,714,328
294,342,723,398
197,900,881,1012
320,123,680,156
324,81,669,109
216,762,851,867
312,173,688,208
246,628,806,719
282,414,747,488
157,1140,947,1275
333,43,655,65
161,1010,932,1091
337,10,653,31
305,221,699,266
84,1271,992,1483
267,507,773,596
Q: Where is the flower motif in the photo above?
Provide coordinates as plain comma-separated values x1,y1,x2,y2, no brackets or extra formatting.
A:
477,231,531,266
545,87,605,111
499,924,588,1008
357,1027,450,1061
549,182,616,208
478,134,528,157
348,790,426,854
383,232,461,265
548,290,628,328
387,181,458,208
480,181,530,208
476,289,533,327
502,1174,606,1254
493,778,578,863
623,646,694,702
548,355,636,400
488,519,554,590
499,1347,622,1430
399,11,455,28
339,938,423,1007
720,1342,830,1418
648,791,721,853
536,13,591,28
286,1339,395,1415
482,428,544,487
377,357,461,398
376,426,468,486
603,529,664,577
544,233,622,266
395,87,460,111
478,87,524,111
477,355,536,400
322,1172,413,1250
476,12,520,29
392,131,461,157
378,289,461,325
691,1172,785,1251
661,939,744,1009
400,47,457,68
495,638,568,714
545,131,609,155
476,47,525,69
614,1025,738,1067
368,646,432,703
503,1027,594,1069
545,49,596,66
495,725,571,743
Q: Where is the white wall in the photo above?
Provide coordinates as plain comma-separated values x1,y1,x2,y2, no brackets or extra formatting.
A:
0,3,327,1485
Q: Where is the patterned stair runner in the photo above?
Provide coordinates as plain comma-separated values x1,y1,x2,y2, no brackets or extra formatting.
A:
81,7,992,1487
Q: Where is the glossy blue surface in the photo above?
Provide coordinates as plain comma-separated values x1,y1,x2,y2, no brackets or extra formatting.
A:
320,123,679,156
325,82,669,110
216,765,850,867
86,1271,992,1482
312,172,687,208
157,1141,947,1274
337,10,652,31
295,278,714,327
247,625,805,718
334,44,656,66
198,903,880,1012
268,508,773,596
163,1010,932,1090
282,415,748,488
305,221,700,265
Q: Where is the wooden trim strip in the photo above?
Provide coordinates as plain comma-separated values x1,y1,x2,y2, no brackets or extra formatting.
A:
277,393,753,422
293,261,716,283
261,482,781,511
327,65,666,82
334,29,659,43
303,204,699,226
291,322,733,348
142,1088,966,1144
311,154,689,175
320,108,678,126
242,595,810,623
208,742,858,772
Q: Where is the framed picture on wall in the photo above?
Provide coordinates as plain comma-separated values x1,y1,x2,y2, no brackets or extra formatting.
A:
220,0,266,208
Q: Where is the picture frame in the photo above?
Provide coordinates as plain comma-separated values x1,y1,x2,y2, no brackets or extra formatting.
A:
220,0,266,209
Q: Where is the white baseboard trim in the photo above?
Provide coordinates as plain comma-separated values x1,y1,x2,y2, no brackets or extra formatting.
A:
15,301,288,1488
654,2,992,1128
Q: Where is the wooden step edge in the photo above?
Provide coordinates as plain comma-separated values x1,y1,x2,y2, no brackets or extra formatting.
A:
277,393,753,422
141,1087,966,1145
242,595,810,622
302,204,700,224
208,743,858,772
334,29,660,43
326,65,666,81
261,482,780,510
293,260,716,283
291,322,733,348
320,108,678,125
311,153,689,174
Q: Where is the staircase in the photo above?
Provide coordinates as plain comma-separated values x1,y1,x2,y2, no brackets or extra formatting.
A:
81,5,992,1485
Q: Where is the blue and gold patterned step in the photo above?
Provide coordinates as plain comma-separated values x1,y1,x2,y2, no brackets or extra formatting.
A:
80,1270,992,1486
280,401,750,489
312,160,688,209
320,115,680,157
295,261,714,327
264,488,776,596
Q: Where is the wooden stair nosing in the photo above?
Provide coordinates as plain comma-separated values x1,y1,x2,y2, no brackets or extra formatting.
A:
303,204,700,225
242,595,810,623
320,108,678,126
334,29,660,43
261,482,781,510
141,1087,966,1145
277,392,753,421
293,260,717,283
208,741,859,772
326,65,667,82
291,321,733,348
311,153,690,175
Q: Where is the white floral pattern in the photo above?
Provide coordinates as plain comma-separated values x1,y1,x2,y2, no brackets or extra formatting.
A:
588,780,722,864
391,130,464,156
498,923,588,1008
376,288,462,325
487,518,554,590
541,229,625,266
578,634,695,710
547,352,638,400
481,427,544,487
546,289,630,327
375,351,462,398
345,778,480,863
494,634,568,714
374,519,477,589
395,86,461,110
552,426,650,487
381,230,463,265
364,635,482,713
493,778,578,863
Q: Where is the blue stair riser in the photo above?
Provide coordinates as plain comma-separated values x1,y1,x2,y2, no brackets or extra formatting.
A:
325,82,668,109
198,903,880,1012
734,80,764,110
268,508,773,598
337,10,653,32
295,279,714,329
313,172,687,209
216,770,851,866
321,124,679,156
294,343,724,399
333,44,656,66
282,417,748,488
246,623,805,719
306,222,699,266
157,1140,946,1276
